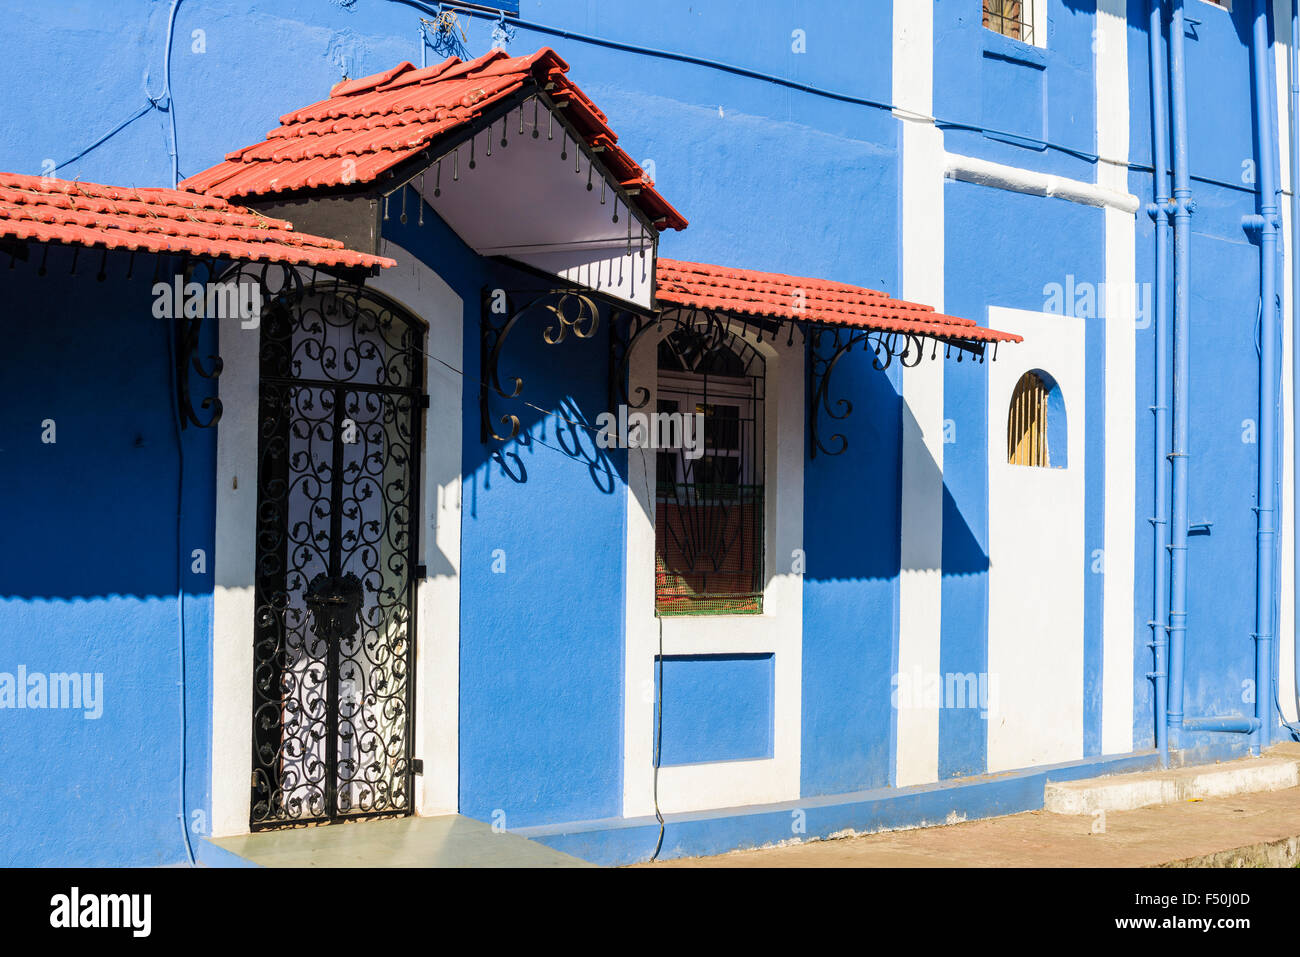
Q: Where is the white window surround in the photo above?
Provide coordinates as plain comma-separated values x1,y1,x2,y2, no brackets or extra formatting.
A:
1032,0,1048,48
983,0,1049,49
622,313,803,818
209,240,462,838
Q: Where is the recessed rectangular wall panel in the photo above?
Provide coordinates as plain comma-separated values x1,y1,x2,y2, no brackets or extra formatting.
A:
654,654,775,767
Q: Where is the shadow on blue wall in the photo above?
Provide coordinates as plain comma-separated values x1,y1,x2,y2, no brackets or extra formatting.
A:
0,244,215,866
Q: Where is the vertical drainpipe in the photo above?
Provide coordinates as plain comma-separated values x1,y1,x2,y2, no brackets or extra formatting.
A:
1166,0,1193,749
1251,0,1280,754
1292,0,1300,729
1148,0,1173,767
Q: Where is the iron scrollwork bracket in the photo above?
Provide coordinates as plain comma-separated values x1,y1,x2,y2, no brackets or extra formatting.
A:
172,259,312,430
172,254,226,431
808,325,989,459
175,311,224,430
480,286,602,443
608,308,669,414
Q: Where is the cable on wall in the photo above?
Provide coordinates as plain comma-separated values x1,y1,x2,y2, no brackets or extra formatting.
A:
163,0,185,187
46,0,1268,201
164,260,198,868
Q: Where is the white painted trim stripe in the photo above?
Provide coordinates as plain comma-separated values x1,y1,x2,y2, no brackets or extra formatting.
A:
1097,0,1137,755
894,0,943,788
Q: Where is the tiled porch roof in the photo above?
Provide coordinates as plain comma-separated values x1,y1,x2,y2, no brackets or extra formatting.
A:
182,47,688,233
0,172,395,270
655,258,1023,343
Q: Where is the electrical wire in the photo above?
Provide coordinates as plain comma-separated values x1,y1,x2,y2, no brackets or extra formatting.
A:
429,0,1111,166
164,0,184,187
48,0,1266,201
651,610,666,861
1271,566,1300,741
50,0,184,181
163,270,197,867
52,102,156,174
1272,653,1300,740
635,442,667,862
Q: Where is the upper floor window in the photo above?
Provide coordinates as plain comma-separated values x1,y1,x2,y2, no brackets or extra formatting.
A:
983,0,1037,45
655,327,765,616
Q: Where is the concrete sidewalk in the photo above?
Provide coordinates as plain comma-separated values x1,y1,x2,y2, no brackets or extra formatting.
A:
209,814,594,867
644,784,1300,868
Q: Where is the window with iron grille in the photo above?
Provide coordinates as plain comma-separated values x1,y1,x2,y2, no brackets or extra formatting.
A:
983,0,1035,44
1007,370,1051,467
654,327,765,616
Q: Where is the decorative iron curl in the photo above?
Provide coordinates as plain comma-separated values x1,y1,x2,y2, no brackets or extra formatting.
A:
480,287,603,443
173,259,313,429
808,326,856,458
808,324,988,458
174,311,224,429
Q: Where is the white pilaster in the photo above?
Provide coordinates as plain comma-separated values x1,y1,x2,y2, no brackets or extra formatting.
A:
1097,0,1137,755
894,0,944,786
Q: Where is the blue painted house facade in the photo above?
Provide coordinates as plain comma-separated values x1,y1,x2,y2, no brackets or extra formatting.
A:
1,0,1297,866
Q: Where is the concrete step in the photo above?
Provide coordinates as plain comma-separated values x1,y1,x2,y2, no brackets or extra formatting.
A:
1045,753,1300,815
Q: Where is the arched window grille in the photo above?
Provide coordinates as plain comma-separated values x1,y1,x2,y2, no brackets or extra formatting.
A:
1007,370,1051,467
654,326,765,616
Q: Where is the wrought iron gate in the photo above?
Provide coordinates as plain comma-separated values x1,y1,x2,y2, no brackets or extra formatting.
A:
250,283,425,829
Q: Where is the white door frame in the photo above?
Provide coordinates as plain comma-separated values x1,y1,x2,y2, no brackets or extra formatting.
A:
209,241,462,837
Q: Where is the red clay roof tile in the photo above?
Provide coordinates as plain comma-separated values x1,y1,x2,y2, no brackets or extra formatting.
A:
0,172,395,270
183,47,688,232
655,258,1023,344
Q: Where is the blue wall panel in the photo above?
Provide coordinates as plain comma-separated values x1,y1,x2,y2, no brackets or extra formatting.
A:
654,654,775,766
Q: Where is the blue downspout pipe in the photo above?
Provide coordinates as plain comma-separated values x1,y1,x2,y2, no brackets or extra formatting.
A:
1292,0,1300,732
1148,0,1173,767
1166,0,1266,748
1251,0,1280,754
1166,0,1193,750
